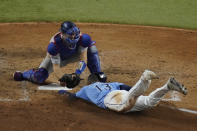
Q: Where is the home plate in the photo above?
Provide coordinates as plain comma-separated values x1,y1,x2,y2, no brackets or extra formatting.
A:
38,83,72,91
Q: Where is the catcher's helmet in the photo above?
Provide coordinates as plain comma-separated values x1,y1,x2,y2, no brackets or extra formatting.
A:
60,21,76,34
60,21,80,48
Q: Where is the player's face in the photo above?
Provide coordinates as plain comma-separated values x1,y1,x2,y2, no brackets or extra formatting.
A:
61,32,77,48
61,33,75,41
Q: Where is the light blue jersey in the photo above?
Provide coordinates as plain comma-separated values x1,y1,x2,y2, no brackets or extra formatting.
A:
76,82,124,109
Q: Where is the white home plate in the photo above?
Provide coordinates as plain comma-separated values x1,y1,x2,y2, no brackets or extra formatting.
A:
38,83,72,91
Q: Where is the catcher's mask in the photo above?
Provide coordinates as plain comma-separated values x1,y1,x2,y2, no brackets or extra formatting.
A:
60,21,80,49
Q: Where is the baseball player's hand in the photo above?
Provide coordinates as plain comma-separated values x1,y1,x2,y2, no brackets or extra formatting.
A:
59,73,81,88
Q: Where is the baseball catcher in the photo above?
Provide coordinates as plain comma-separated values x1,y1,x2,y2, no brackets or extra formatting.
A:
13,21,107,88
59,70,187,112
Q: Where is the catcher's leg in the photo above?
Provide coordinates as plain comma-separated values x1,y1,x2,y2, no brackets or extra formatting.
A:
127,77,187,112
87,45,107,82
22,68,49,84
13,55,53,84
87,45,101,73
39,54,54,73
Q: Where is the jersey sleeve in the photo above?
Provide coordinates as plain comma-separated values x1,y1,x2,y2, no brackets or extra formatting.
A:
47,42,59,56
80,34,96,48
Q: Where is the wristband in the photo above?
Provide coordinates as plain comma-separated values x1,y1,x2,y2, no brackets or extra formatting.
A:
75,61,86,75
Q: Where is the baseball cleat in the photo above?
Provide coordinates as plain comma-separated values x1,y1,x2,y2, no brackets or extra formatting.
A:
141,69,159,81
13,71,24,81
167,77,188,95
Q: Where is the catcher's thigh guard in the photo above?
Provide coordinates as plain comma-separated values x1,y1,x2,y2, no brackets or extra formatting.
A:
39,55,54,74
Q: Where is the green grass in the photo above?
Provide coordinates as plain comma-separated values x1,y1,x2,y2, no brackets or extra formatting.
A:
0,0,197,29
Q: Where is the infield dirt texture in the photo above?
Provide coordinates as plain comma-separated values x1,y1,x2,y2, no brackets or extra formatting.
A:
0,23,197,131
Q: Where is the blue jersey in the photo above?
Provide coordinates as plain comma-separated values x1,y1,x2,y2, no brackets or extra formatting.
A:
47,33,95,60
76,82,124,109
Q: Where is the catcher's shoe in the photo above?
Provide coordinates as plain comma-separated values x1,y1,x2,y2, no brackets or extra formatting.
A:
88,72,107,84
13,71,24,81
141,70,159,81
167,77,188,95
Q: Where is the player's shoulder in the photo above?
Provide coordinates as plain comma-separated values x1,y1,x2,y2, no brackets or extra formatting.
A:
47,42,59,56
48,32,61,56
49,32,61,43
79,33,96,47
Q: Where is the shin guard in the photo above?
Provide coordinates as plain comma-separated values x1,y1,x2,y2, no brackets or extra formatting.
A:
87,46,101,73
22,68,49,84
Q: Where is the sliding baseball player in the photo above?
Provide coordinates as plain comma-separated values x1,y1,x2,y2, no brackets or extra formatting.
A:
60,70,187,112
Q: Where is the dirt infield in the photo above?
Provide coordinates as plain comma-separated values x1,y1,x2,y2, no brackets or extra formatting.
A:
0,23,197,131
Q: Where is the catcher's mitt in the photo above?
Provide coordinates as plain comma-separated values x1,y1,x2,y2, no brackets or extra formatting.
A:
59,73,81,88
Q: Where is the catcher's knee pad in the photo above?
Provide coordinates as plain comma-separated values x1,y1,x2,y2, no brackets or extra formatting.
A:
88,72,107,84
87,45,101,73
22,68,49,84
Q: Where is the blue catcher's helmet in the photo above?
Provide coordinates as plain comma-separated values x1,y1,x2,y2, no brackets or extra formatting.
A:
60,21,76,34
60,21,80,48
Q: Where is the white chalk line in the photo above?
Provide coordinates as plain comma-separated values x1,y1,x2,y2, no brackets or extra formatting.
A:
178,108,197,114
0,81,30,102
165,106,197,115
160,91,197,115
0,57,30,102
